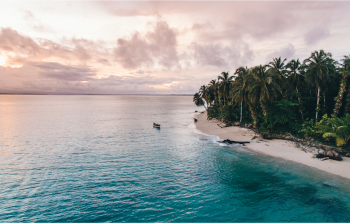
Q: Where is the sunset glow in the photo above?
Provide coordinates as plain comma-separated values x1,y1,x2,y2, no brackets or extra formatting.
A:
1,1,350,94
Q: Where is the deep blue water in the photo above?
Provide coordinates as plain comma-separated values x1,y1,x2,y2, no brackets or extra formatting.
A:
1,95,350,222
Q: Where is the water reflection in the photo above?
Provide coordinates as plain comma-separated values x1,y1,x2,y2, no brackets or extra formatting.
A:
1,95,350,222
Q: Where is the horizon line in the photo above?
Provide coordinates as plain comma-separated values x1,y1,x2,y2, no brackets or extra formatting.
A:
0,93,193,96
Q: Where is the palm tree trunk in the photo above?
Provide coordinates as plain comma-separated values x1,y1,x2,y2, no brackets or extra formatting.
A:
248,102,258,127
334,74,348,117
323,91,326,114
296,87,304,120
218,91,221,106
344,79,350,115
240,97,243,123
316,86,321,121
261,102,268,116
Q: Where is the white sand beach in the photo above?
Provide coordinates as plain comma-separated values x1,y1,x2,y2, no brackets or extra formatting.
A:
195,111,350,180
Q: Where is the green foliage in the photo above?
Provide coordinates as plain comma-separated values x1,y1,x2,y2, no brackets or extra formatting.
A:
249,65,281,108
207,106,218,120
316,114,350,147
300,118,320,140
299,115,331,140
259,99,301,134
219,104,239,122
193,93,205,108
333,72,348,117
298,114,350,147
193,50,350,147
207,104,239,122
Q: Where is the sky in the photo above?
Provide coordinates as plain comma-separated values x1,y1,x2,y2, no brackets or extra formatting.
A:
0,1,350,95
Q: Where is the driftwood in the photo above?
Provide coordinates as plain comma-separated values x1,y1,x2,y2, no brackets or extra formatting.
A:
222,139,250,144
286,133,346,161
217,123,224,128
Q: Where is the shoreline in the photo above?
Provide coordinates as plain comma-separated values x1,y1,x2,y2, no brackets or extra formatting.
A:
195,111,350,180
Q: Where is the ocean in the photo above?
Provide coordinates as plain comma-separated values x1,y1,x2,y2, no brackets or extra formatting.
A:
1,95,350,222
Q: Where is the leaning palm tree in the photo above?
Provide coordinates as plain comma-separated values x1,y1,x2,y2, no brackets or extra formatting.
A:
193,92,206,110
249,65,281,118
231,66,250,123
286,59,304,119
218,71,234,106
199,85,211,108
303,49,336,121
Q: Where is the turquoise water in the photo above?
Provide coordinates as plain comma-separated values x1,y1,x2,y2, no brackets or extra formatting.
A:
1,95,350,222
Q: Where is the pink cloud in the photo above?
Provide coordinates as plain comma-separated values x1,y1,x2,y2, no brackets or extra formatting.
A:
0,27,112,65
266,44,295,62
114,20,179,69
23,10,53,33
0,28,41,55
100,1,350,47
1,1,350,94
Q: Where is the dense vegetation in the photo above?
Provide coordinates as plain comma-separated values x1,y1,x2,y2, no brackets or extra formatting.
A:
193,50,350,147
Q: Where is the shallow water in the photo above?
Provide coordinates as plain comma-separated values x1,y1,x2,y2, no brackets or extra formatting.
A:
1,95,350,222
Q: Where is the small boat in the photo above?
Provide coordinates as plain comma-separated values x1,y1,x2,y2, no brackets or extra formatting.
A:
153,122,161,128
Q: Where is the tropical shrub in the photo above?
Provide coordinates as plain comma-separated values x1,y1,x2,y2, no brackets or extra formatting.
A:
259,99,301,134
207,106,219,120
316,114,350,147
299,115,330,141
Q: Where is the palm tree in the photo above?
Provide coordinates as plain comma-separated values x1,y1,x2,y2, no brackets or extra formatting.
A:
193,93,205,109
208,79,218,106
286,59,304,119
303,50,335,121
333,70,349,117
336,55,350,116
218,71,234,106
341,54,350,72
199,85,211,108
268,57,287,91
249,65,281,118
231,66,250,123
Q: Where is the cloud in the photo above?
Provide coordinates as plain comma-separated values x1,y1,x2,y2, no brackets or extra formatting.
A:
0,27,112,66
2,1,350,95
113,20,179,69
191,22,214,31
304,27,330,45
192,43,227,67
0,26,190,94
0,27,41,55
97,58,111,66
29,61,96,81
136,70,145,74
100,1,349,46
191,42,253,68
23,10,53,33
0,61,194,94
266,44,295,62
